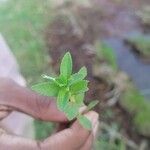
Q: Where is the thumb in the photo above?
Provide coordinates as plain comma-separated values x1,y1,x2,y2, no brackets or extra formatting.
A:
41,111,99,150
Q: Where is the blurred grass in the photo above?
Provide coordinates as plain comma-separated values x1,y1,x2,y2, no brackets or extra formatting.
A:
95,41,118,70
94,123,126,150
120,86,150,137
126,35,150,57
0,0,54,84
0,0,55,139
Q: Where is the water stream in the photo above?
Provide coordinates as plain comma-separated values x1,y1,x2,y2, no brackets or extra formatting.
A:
105,38,150,99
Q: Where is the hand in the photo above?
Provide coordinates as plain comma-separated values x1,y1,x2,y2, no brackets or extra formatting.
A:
0,78,99,150
0,78,67,122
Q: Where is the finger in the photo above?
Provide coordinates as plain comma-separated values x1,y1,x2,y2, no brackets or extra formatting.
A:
0,131,41,150
0,105,12,111
79,106,87,113
57,122,70,132
56,106,87,132
0,78,67,122
80,121,99,150
41,111,99,150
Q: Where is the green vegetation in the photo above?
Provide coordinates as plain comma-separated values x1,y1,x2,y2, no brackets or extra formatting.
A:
94,123,126,150
32,52,98,129
0,0,54,139
95,136,126,150
127,35,150,58
0,0,53,84
95,42,117,70
120,86,150,136
134,109,150,137
120,87,146,113
34,120,54,140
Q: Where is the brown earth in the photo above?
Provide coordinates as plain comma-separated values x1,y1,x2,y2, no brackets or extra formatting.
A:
45,0,150,148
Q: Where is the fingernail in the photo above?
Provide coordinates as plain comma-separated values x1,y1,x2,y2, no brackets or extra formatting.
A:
85,112,99,128
79,106,87,114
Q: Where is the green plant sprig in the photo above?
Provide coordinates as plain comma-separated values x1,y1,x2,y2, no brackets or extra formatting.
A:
32,52,98,130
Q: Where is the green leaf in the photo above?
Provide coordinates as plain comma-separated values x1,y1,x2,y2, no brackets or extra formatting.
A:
78,115,92,130
78,66,87,78
74,93,85,106
56,75,68,87
64,102,79,120
31,82,59,97
57,88,69,111
69,67,87,86
70,80,89,94
87,100,99,111
69,74,83,85
60,52,72,79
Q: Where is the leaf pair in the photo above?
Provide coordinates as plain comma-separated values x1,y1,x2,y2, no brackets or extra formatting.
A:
60,52,72,80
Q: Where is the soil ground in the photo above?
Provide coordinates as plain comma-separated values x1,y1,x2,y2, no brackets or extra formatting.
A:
45,0,150,149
